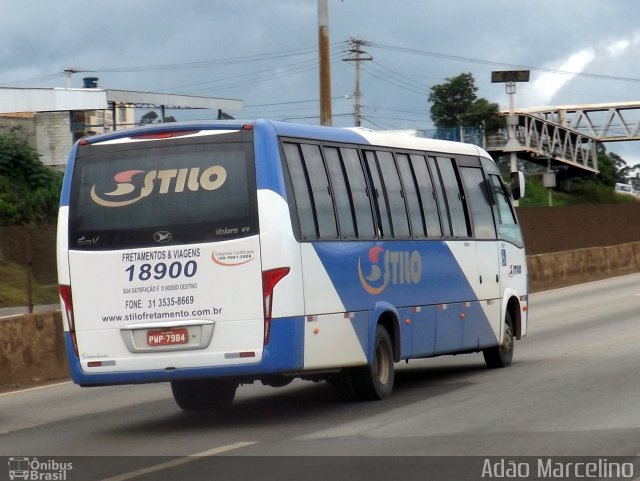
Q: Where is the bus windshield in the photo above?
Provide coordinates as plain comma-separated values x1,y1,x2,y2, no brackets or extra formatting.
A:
69,130,258,250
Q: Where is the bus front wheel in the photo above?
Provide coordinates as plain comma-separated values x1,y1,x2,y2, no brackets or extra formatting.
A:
171,379,237,411
483,311,515,369
351,324,395,400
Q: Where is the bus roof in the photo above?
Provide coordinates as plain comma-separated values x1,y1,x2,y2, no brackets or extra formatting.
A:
77,118,492,160
263,119,492,159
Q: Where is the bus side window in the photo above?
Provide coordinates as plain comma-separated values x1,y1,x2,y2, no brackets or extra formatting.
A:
364,150,392,238
341,147,376,239
282,142,318,239
459,167,497,240
489,175,523,247
396,153,427,238
324,146,356,239
427,157,452,237
436,157,470,238
376,151,410,238
299,144,338,239
411,154,443,238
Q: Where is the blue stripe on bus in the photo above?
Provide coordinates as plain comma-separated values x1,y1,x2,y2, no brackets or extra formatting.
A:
64,316,305,385
253,120,288,196
311,240,478,309
311,240,497,358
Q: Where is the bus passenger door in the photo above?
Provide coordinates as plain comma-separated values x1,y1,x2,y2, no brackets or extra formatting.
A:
458,165,502,346
474,241,502,345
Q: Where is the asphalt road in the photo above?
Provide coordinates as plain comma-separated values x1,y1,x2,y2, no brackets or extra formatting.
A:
0,304,59,319
1,274,640,480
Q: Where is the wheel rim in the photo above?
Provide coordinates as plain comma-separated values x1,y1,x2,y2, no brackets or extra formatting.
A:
375,340,390,385
500,323,514,358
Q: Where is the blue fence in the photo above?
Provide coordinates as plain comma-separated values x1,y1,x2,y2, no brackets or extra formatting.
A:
420,127,485,148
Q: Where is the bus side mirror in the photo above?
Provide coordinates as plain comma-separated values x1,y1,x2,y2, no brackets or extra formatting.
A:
510,171,525,200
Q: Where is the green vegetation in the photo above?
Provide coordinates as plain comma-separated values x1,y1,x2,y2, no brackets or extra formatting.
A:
0,258,58,307
519,178,637,207
0,134,62,225
0,134,61,307
428,72,504,132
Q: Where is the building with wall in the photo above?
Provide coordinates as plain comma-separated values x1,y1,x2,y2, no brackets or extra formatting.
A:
0,85,242,171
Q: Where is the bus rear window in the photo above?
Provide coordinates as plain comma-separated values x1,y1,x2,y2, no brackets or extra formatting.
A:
69,132,258,250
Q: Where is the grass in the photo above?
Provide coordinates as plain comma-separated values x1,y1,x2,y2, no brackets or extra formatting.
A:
519,178,638,207
0,257,58,308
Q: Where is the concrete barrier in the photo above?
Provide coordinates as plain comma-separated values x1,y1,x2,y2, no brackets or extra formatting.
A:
0,311,68,388
528,242,640,292
1,242,639,389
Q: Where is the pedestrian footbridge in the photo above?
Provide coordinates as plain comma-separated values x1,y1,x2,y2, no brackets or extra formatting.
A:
485,112,599,175
487,101,640,175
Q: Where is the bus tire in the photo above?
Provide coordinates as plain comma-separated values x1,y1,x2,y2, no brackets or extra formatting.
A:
483,311,515,369
170,379,237,411
350,324,394,400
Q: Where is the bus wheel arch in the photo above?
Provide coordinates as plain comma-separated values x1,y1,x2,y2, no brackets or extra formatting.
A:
483,307,515,369
376,310,401,363
506,296,522,340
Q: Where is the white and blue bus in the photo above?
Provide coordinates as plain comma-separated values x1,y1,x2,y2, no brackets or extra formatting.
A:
57,119,528,410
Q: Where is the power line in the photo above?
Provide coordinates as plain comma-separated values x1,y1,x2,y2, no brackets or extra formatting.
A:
245,96,347,108
369,60,427,92
1,72,65,87
172,51,345,95
360,63,426,96
85,42,347,73
369,41,640,84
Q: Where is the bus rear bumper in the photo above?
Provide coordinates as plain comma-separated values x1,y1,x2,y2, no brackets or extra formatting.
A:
65,316,305,386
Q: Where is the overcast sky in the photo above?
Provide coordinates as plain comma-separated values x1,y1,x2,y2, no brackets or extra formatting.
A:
3,0,640,163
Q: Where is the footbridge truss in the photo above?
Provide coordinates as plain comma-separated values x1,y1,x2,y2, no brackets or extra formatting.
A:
485,112,599,175
520,101,640,142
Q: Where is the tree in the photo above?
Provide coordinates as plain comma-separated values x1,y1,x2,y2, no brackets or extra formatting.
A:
428,73,504,131
595,144,619,187
140,111,176,124
140,111,159,124
0,134,61,225
610,151,633,184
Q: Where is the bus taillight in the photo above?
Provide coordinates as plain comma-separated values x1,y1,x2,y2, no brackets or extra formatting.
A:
131,130,199,140
59,285,78,357
262,268,290,346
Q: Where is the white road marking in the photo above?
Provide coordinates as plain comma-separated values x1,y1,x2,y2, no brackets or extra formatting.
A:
0,380,72,397
97,441,257,481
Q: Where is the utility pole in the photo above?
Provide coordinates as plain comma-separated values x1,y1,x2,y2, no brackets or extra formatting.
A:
318,0,332,126
63,67,81,88
343,38,372,127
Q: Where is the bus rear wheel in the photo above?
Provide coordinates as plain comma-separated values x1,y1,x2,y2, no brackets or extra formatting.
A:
171,379,237,411
483,311,515,369
351,325,394,400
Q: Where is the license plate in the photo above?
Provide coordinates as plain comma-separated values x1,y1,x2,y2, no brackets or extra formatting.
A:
147,328,189,347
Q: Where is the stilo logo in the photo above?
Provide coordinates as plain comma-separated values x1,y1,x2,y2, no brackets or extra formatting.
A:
153,231,172,243
90,165,227,208
357,246,422,295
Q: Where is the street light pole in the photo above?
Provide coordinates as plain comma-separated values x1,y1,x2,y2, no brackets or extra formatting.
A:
491,70,530,205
